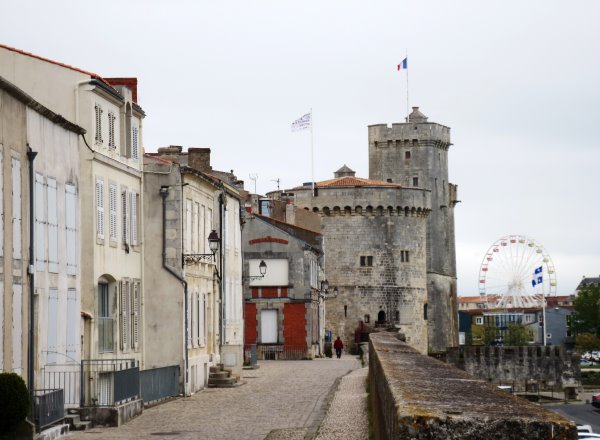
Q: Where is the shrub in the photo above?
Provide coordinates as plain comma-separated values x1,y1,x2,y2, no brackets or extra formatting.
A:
0,373,30,432
324,342,333,358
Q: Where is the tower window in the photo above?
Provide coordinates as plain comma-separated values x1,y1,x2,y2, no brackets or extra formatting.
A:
360,256,373,267
412,177,418,187
405,151,411,159
424,304,428,320
401,250,409,263
386,178,392,183
364,314,370,323
344,305,347,318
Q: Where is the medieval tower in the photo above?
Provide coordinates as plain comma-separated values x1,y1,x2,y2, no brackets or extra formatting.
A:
290,107,458,353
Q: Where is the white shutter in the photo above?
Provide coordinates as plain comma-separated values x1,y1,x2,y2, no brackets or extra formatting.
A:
121,190,130,245
109,184,117,242
66,184,77,275
132,126,139,160
199,294,205,346
131,192,138,246
185,199,192,254
119,280,129,351
200,205,205,253
132,282,140,349
12,284,23,371
47,178,58,273
0,283,3,370
35,173,45,271
0,145,3,257
12,158,22,259
47,288,58,364
96,179,104,239
66,289,78,358
192,202,199,253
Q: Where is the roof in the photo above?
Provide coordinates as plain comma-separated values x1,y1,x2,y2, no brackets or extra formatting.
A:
253,213,321,247
0,43,113,88
0,74,85,135
292,176,402,190
577,277,600,290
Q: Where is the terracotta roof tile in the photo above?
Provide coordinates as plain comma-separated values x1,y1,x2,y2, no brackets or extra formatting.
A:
293,176,401,190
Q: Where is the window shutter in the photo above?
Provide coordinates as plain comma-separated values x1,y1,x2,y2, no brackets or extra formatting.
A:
12,158,22,259
109,184,117,242
95,103,103,145
132,282,140,349
185,199,192,254
66,289,77,358
35,173,45,271
47,178,58,273
96,179,104,239
12,284,23,370
47,288,59,364
198,294,204,346
119,280,129,351
131,192,138,246
132,126,139,160
66,184,77,275
192,202,199,253
122,190,130,245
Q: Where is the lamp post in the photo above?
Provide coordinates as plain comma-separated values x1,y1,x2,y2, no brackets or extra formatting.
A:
183,229,221,265
314,280,337,356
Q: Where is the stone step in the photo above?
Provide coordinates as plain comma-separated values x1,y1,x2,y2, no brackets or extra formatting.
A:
209,377,236,386
209,371,230,379
65,414,92,431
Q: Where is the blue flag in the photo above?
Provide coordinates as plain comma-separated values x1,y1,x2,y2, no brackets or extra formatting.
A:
534,266,543,275
532,267,543,287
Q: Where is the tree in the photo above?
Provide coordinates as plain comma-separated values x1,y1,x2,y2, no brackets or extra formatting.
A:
576,332,600,353
504,323,533,346
572,285,600,335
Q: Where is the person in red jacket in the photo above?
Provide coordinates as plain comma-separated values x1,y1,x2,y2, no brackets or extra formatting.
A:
333,336,344,359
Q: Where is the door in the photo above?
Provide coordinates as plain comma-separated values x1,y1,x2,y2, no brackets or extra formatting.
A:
261,310,278,343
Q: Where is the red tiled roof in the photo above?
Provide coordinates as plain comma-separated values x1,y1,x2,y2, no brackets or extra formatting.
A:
293,176,402,190
0,43,111,87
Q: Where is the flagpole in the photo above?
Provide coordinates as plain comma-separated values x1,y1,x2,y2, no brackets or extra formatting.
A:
311,108,315,197
405,50,409,120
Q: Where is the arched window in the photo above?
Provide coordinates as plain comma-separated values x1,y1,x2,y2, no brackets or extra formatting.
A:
377,310,386,323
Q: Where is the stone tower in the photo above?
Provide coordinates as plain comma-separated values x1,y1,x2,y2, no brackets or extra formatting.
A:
291,166,431,354
368,107,459,351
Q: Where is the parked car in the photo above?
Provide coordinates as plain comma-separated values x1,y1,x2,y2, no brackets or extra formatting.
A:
578,424,593,433
578,434,600,439
591,393,600,408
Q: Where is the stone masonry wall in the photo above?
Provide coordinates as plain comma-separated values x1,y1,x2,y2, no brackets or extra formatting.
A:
445,345,581,389
369,331,576,440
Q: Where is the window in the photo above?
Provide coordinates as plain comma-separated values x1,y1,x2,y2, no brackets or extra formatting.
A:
47,288,59,364
364,314,370,324
35,173,45,271
121,190,138,246
65,184,77,275
120,280,131,351
131,281,140,350
98,281,113,353
360,256,373,267
131,192,138,246
109,184,118,242
12,158,22,259
66,289,78,358
185,199,192,253
47,178,58,273
94,103,103,145
423,304,428,320
400,250,410,263
132,126,139,160
475,316,484,325
344,305,347,318
405,151,411,159
108,111,116,149
96,178,105,239
412,177,419,187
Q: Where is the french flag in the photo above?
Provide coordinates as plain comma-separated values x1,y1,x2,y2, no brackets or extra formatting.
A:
397,58,408,71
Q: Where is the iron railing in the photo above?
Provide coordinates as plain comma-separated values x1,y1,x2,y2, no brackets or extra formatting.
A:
245,344,309,360
81,359,139,407
98,317,114,352
41,364,80,406
140,366,180,403
34,389,64,430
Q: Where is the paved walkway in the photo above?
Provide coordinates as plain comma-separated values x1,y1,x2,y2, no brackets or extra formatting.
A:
67,356,361,440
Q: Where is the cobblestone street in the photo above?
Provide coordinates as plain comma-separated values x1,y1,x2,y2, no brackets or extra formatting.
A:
67,356,361,440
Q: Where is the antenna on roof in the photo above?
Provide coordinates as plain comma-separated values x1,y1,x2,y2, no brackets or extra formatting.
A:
271,178,280,191
249,173,258,194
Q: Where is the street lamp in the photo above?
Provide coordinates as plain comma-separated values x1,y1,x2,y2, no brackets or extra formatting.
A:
243,260,267,281
183,230,221,265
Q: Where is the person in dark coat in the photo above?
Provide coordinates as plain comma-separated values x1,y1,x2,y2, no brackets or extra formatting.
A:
333,336,344,359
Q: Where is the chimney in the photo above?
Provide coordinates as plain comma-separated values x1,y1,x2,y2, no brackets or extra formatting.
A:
156,145,183,163
188,148,212,173
105,78,138,103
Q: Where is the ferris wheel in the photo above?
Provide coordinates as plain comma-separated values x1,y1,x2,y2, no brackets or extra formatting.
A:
478,235,557,309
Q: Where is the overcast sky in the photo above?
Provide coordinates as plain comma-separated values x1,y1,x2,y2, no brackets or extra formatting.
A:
2,0,599,296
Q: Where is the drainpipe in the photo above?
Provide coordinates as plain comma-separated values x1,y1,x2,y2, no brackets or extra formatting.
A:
219,190,225,350
159,186,189,395
27,146,37,419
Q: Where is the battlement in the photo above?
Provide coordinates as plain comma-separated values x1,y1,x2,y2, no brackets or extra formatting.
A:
369,122,451,148
308,204,430,218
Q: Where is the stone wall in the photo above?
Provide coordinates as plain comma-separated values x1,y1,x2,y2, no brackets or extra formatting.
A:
369,331,576,440
445,345,581,389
